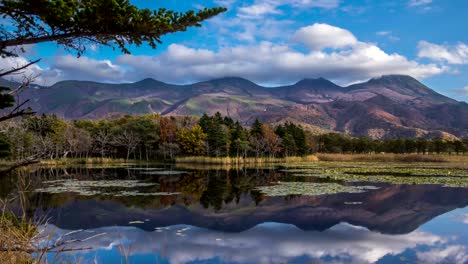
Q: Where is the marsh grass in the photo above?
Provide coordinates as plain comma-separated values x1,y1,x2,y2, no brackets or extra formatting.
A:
40,158,132,165
0,212,38,264
175,155,318,164
315,153,454,163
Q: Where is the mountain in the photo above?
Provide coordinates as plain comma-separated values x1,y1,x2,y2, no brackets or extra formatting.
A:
5,74,468,139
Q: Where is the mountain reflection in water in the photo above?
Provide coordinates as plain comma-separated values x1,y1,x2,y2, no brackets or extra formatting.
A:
1,165,468,263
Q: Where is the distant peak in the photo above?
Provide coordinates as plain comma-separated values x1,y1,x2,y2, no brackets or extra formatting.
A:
206,77,259,86
295,77,340,87
370,74,418,82
139,78,157,82
135,78,163,84
212,76,253,82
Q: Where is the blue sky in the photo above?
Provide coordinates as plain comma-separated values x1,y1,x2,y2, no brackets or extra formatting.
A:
4,0,468,101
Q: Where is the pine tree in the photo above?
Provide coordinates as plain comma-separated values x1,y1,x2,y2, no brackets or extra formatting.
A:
250,119,263,138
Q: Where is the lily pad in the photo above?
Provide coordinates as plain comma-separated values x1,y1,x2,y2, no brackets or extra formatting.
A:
254,182,379,197
287,164,468,188
35,179,158,196
114,191,180,196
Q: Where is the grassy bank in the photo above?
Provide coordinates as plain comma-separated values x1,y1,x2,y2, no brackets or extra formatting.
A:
176,155,319,164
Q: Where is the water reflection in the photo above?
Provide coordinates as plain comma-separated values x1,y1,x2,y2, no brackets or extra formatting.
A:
1,165,468,263
46,207,468,264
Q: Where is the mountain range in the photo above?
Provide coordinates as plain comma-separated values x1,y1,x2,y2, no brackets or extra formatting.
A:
3,74,468,139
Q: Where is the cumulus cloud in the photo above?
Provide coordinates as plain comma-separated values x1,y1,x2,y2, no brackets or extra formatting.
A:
110,24,444,85
418,41,468,64
3,24,447,86
0,56,46,84
113,39,444,86
294,23,358,50
51,55,125,82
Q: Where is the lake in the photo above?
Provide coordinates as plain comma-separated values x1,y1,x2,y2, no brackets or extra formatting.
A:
1,162,468,264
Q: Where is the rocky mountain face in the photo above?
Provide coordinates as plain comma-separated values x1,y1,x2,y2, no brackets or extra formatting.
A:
5,75,468,139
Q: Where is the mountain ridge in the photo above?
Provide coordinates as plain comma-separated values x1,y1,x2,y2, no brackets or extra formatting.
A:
3,74,467,139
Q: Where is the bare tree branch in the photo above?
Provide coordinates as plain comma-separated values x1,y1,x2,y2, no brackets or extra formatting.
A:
0,59,40,78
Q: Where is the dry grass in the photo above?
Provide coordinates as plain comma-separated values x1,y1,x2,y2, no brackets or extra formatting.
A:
176,155,318,164
0,212,37,264
40,158,130,165
315,153,457,163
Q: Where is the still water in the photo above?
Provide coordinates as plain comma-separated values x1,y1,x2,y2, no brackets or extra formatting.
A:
2,164,468,264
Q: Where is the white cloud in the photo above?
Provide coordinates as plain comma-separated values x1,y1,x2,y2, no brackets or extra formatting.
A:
3,24,447,87
293,23,358,50
376,31,391,36
417,245,468,264
0,56,46,84
237,0,341,20
289,0,341,9
418,41,468,64
115,36,443,86
376,31,400,42
408,0,432,7
50,55,126,83
341,5,367,15
238,2,282,18
462,87,468,95
48,222,442,264
213,0,236,8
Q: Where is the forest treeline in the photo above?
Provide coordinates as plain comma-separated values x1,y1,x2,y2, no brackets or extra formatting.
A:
0,113,467,161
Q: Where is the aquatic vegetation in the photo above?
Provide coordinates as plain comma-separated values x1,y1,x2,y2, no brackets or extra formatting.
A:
283,164,468,187
35,180,158,196
129,221,144,224
254,182,379,197
115,191,180,196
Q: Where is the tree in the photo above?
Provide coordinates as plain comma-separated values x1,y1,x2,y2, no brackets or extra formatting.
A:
229,122,250,158
282,133,297,157
159,117,178,143
0,0,226,58
261,124,282,157
114,130,140,160
0,133,11,158
0,0,226,122
199,113,230,157
279,122,308,155
177,125,207,156
250,119,263,138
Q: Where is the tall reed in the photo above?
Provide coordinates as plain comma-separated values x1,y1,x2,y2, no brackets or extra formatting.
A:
175,155,318,164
